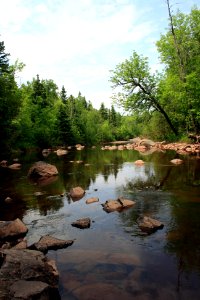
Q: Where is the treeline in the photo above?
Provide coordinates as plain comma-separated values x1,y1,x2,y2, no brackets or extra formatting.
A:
0,43,138,152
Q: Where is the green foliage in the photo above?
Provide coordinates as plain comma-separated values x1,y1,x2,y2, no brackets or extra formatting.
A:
110,6,200,139
0,41,22,151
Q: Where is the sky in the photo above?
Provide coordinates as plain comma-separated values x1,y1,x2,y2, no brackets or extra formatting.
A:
0,0,198,109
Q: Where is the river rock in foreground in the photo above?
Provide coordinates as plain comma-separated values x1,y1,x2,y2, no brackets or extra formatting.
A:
0,249,60,299
29,235,74,253
28,161,58,178
102,198,136,213
137,215,164,234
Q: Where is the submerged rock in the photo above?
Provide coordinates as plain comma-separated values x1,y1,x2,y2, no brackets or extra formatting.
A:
137,215,164,234
71,218,91,229
102,198,135,213
29,235,74,253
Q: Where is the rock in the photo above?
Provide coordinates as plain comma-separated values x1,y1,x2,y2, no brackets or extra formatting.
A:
102,198,136,213
8,163,21,170
139,138,155,147
4,197,13,204
71,218,91,229
56,149,68,156
42,148,51,157
137,215,164,234
29,235,74,253
0,218,28,239
9,280,50,300
85,197,99,204
72,282,133,300
0,249,60,298
34,191,46,196
12,239,27,249
0,160,7,167
69,186,85,200
170,158,183,165
28,161,58,178
134,160,145,165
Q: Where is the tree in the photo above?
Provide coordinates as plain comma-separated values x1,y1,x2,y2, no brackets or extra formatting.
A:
110,51,178,136
99,102,109,120
156,6,200,133
0,41,22,150
60,86,67,103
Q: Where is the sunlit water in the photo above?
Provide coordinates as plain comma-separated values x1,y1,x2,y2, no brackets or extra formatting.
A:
1,147,200,299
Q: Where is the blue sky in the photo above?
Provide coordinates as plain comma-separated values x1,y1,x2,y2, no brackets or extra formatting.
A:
0,0,198,109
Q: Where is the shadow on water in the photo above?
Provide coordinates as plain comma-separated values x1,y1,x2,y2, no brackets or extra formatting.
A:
1,147,200,299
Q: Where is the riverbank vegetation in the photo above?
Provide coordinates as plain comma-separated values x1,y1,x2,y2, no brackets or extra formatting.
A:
0,5,199,153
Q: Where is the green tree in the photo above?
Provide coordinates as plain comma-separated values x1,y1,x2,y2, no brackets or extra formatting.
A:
0,41,22,151
110,51,178,136
156,6,200,134
60,85,67,103
99,102,109,120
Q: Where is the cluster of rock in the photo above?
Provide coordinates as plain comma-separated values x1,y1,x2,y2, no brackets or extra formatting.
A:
101,137,200,155
0,159,21,170
0,217,75,299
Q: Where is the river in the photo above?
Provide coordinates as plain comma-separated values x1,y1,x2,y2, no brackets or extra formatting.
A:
1,147,200,300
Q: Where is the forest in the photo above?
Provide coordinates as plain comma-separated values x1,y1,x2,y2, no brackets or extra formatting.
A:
0,5,199,153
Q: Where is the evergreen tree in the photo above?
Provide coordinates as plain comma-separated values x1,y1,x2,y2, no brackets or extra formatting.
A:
0,40,22,151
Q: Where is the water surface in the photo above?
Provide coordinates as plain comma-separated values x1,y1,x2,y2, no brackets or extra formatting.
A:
1,148,200,299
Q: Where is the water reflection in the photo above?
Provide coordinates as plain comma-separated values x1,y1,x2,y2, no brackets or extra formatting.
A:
1,148,200,299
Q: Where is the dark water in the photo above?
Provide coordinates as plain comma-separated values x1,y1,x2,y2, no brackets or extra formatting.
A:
1,147,200,300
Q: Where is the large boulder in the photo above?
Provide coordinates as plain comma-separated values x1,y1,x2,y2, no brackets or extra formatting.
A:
0,218,28,239
28,161,58,178
0,249,60,299
102,198,135,213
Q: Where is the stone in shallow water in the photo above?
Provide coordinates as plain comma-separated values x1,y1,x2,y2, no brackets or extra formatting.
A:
170,158,183,165
85,197,99,204
29,235,74,252
28,161,58,178
102,198,135,213
69,186,85,200
137,215,164,234
71,218,91,229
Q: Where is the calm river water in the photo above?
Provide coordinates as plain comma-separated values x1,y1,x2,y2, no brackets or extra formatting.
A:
1,147,200,300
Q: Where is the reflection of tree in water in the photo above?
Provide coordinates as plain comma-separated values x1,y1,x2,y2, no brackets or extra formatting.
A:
165,198,200,289
59,148,139,190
